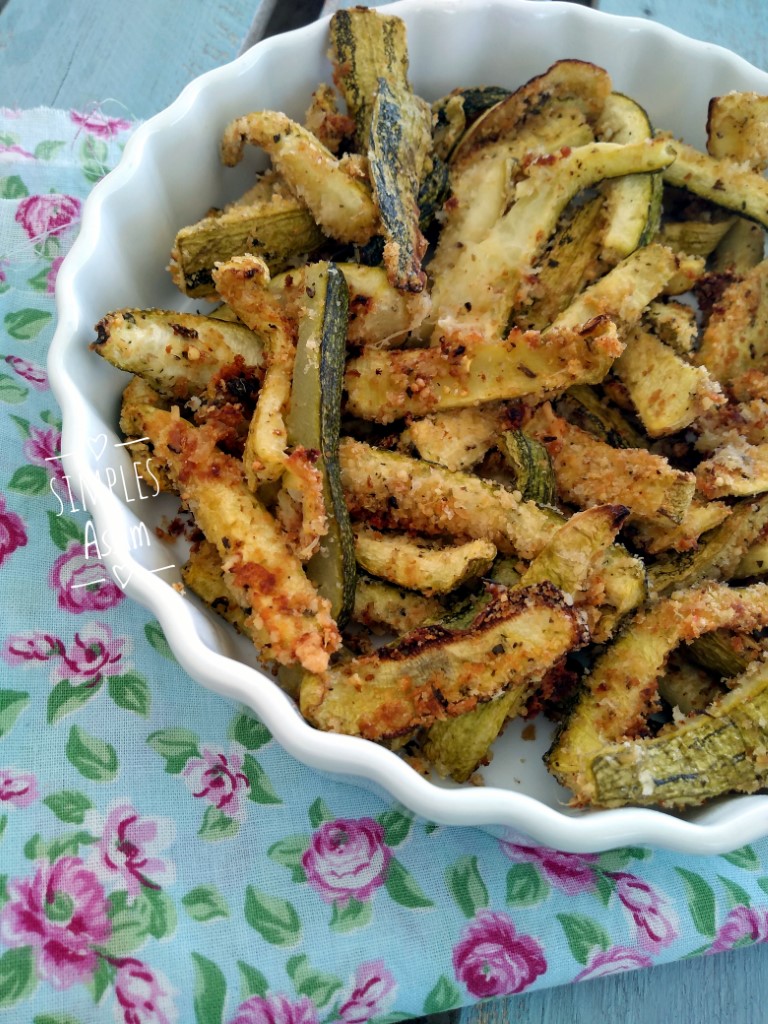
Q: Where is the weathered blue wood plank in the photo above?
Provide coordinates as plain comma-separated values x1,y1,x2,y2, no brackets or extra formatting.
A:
0,0,276,119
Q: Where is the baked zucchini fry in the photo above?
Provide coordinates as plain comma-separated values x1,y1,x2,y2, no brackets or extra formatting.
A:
339,437,561,561
655,218,735,259
596,91,662,263
547,581,768,803
344,317,624,422
712,219,765,274
300,581,588,741
629,498,732,555
284,261,357,624
688,630,764,680
556,384,646,449
734,539,768,579
694,261,768,385
660,135,768,227
695,440,768,499
368,76,432,292
221,111,379,245
430,138,676,333
92,309,264,399
271,262,430,348
213,256,297,487
353,574,443,634
590,658,768,809
657,653,725,716
497,430,556,505
353,526,496,597
402,405,504,473
648,494,768,595
707,91,768,171
329,7,410,152
181,539,255,640
422,504,629,781
133,405,341,673
642,299,698,356
527,403,695,523
431,86,511,161
615,323,724,437
169,196,325,299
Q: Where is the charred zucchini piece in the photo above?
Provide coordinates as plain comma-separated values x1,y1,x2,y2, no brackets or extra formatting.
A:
527,403,695,524
648,495,768,595
353,527,496,597
169,197,325,299
615,324,724,437
590,658,768,808
661,136,768,228
352,574,443,634
498,430,556,505
368,77,433,293
329,7,410,152
221,111,379,245
431,86,512,160
344,317,624,422
300,581,588,741
596,92,662,263
546,581,768,803
286,262,356,625
92,309,264,399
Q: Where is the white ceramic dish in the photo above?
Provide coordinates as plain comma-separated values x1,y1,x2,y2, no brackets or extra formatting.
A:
50,0,768,854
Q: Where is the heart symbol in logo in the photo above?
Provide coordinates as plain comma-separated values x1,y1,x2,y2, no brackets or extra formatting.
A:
89,434,108,461
113,565,132,590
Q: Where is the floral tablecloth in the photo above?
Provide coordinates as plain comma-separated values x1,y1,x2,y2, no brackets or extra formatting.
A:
2,106,768,1024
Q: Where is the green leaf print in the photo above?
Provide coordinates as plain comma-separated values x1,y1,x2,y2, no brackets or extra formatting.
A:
0,690,29,738
8,415,31,438
47,679,102,724
101,889,175,957
286,953,343,1007
191,953,226,1024
43,790,94,824
556,913,611,966
445,855,489,919
4,308,53,341
0,373,28,404
47,511,85,551
675,867,717,937
423,975,461,1014
27,266,53,292
34,1015,83,1024
107,672,151,716
34,140,66,160
182,885,230,923
0,175,28,199
8,464,49,496
143,621,177,662
241,753,281,804
267,835,309,883
147,727,200,773
0,946,36,1008
505,863,550,907
308,797,334,828
198,805,240,842
86,954,114,1003
65,725,119,782
722,845,760,871
229,711,271,750
0,876,8,907
0,817,6,843
377,808,414,846
329,897,372,934
717,875,751,910
244,885,302,946
237,960,269,1000
25,830,97,862
385,858,434,908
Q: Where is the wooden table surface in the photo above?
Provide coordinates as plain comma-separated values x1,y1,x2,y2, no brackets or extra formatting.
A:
2,1,767,1022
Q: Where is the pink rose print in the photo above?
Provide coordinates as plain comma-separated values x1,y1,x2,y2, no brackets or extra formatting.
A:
0,767,38,808
609,872,678,951
0,856,111,989
47,254,65,293
182,745,250,819
709,906,768,954
338,961,397,1024
88,802,175,896
0,495,27,567
24,424,67,487
501,841,599,895
2,629,63,665
230,993,318,1024
53,622,128,685
70,109,133,138
113,957,178,1024
49,542,124,613
452,910,546,998
5,354,48,389
302,818,392,905
573,946,653,982
0,141,34,159
15,193,82,241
